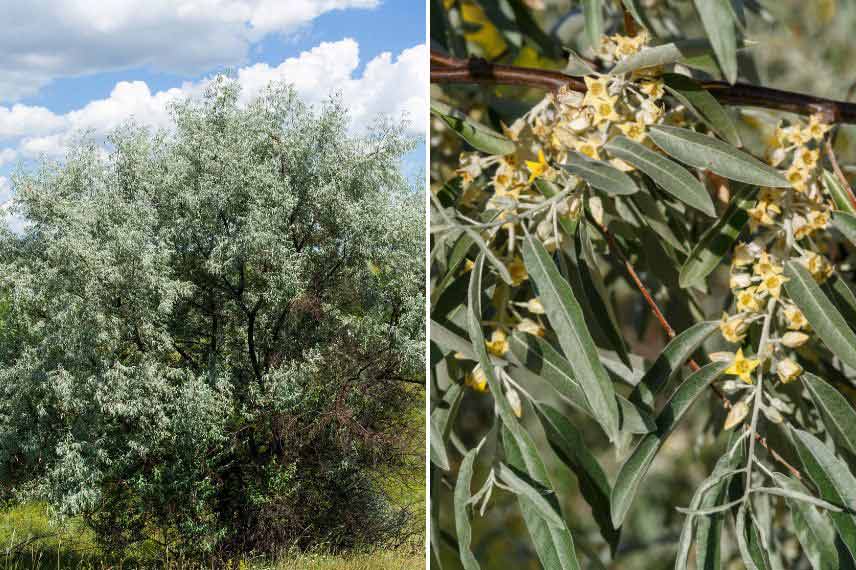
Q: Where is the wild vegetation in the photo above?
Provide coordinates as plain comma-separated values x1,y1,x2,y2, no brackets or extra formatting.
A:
0,78,425,566
430,1,856,569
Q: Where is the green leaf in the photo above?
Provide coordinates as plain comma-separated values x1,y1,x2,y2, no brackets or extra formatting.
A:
628,321,720,409
496,462,565,529
791,428,856,561
581,0,603,49
611,361,729,527
803,373,856,458
679,184,753,288
610,38,729,76
824,170,856,214
431,99,516,156
507,334,654,434
824,274,856,334
833,211,856,246
694,433,746,570
784,261,856,371
605,136,716,216
773,473,841,570
430,383,464,471
433,232,475,303
454,446,482,570
662,73,741,146
693,0,738,84
521,232,620,441
503,428,582,570
735,504,773,570
562,152,638,196
536,403,620,553
649,125,789,187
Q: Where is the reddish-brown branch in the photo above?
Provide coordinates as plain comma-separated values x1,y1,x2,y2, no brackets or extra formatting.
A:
430,51,856,124
592,220,802,480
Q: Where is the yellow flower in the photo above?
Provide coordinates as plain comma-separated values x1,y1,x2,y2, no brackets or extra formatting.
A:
784,306,808,330
748,202,776,228
756,272,788,299
516,318,545,337
485,329,509,356
639,79,665,100
786,164,810,193
582,76,610,106
736,286,762,313
794,147,820,170
807,114,831,141
807,209,830,231
725,348,761,384
574,137,601,160
525,149,549,184
787,126,812,146
507,256,529,286
720,312,749,343
466,364,489,392
611,32,648,57
776,358,803,384
753,252,782,279
802,251,833,283
617,120,647,143
592,96,622,124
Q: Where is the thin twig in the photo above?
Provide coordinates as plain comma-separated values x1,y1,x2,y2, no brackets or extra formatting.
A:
430,51,856,123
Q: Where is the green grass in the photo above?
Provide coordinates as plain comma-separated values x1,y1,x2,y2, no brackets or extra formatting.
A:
0,503,425,570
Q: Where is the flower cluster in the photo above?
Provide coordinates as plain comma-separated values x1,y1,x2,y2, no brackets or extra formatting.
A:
718,113,836,428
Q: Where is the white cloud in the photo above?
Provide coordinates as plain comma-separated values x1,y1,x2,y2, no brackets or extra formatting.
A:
0,0,380,101
0,40,427,163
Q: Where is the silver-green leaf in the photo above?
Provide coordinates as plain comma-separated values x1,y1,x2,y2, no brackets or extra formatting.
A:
431,99,516,156
693,0,738,84
605,136,716,216
562,153,638,196
649,125,788,187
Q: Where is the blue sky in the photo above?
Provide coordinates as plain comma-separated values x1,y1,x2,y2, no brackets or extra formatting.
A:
0,0,427,201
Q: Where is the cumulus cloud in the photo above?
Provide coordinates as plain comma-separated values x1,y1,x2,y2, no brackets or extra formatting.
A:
0,40,426,164
0,0,380,101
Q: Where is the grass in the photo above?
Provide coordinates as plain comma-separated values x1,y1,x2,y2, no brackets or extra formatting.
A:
0,503,425,570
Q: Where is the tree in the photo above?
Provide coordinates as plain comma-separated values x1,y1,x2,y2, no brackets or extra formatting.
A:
0,78,425,559
430,2,856,569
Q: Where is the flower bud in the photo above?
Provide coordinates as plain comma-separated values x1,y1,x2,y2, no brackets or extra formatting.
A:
781,331,809,348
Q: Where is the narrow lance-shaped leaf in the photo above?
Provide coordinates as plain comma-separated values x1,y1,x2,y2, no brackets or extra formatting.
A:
791,428,856,561
679,184,754,288
695,432,746,570
496,463,565,529
628,320,720,409
803,372,856,459
561,153,638,196
735,504,773,570
693,0,738,84
503,427,582,570
611,361,729,527
431,99,516,156
536,403,620,553
430,383,464,471
833,211,856,246
662,73,741,146
521,232,620,441
649,125,789,187
582,0,603,49
823,170,856,215
454,445,482,570
773,473,842,570
506,333,654,434
610,38,732,76
784,261,856,371
605,135,716,217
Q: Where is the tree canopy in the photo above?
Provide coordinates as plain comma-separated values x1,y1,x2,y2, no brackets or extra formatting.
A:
0,78,425,558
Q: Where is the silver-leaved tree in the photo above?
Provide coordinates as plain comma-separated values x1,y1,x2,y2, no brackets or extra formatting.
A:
0,78,425,559
431,1,856,569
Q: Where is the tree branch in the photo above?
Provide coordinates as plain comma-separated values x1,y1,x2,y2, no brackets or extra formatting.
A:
430,51,856,124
